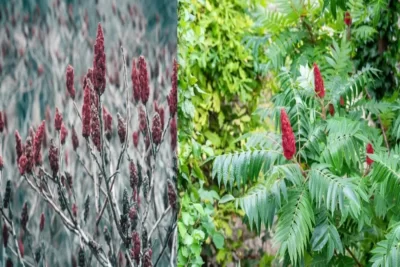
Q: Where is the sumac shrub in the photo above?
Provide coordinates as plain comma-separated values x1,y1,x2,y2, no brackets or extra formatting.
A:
213,7,400,266
0,21,177,267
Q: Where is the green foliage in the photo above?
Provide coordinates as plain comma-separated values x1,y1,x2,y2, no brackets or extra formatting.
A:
245,0,400,100
212,49,400,265
178,0,265,265
178,194,223,266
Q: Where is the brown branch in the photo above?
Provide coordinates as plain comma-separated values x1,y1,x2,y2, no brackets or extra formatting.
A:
346,247,362,267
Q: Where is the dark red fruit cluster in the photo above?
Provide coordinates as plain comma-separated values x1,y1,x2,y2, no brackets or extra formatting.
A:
280,109,296,160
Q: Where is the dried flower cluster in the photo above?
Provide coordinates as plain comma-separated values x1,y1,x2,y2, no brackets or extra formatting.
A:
55,108,63,131
91,103,101,151
167,59,178,116
93,24,106,95
131,58,140,103
33,121,45,165
117,113,126,144
66,64,76,99
151,113,162,145
49,139,59,176
82,85,92,138
139,56,150,104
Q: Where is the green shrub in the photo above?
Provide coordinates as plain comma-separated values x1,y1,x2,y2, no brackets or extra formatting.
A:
178,0,264,265
213,1,400,264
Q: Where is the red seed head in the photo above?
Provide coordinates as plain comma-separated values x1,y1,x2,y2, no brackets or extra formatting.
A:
54,108,63,131
138,56,150,104
103,106,113,141
2,224,8,247
0,155,3,171
61,123,68,145
33,121,45,165
117,114,126,144
131,231,141,265
280,109,296,160
366,143,374,166
6,259,12,267
15,130,23,162
340,96,345,107
72,126,79,151
313,63,325,98
49,139,59,176
143,249,152,267
344,11,352,26
328,103,335,116
131,58,141,103
139,106,147,132
170,117,177,150
93,23,106,95
39,212,45,232
133,131,139,148
0,111,4,133
25,137,33,173
21,202,29,230
66,65,76,99
151,113,162,145
167,59,178,116
129,206,138,221
18,155,28,175
82,85,91,138
129,160,138,189
83,68,93,90
90,103,101,151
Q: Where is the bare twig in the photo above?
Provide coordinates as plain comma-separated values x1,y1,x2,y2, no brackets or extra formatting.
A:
147,205,171,243
1,208,26,266
154,223,176,267
73,101,83,122
23,174,112,267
